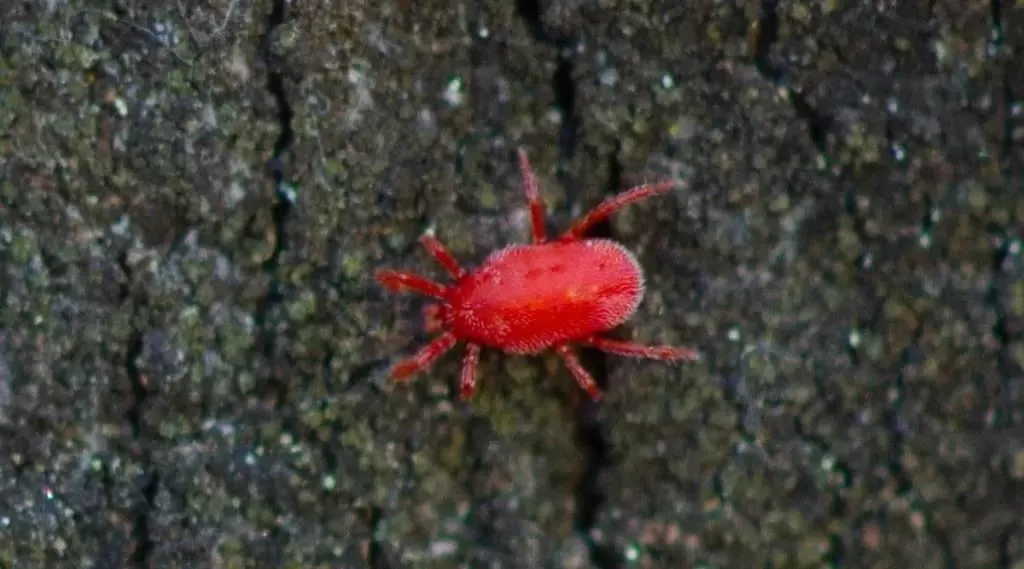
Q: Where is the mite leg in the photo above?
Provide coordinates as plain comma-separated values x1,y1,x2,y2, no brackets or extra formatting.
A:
518,148,547,244
419,233,465,279
577,335,700,362
375,269,447,299
391,331,459,380
460,343,482,399
556,344,602,400
559,180,676,242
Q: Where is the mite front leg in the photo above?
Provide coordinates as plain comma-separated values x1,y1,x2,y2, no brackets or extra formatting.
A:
560,181,676,242
556,344,602,400
578,335,700,362
419,233,466,279
518,148,547,244
460,343,482,399
375,270,448,299
391,331,459,380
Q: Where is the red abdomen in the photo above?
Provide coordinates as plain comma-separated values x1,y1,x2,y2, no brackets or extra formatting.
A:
446,239,644,354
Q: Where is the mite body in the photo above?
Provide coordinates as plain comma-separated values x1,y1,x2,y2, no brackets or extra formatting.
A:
375,149,699,400
444,239,642,355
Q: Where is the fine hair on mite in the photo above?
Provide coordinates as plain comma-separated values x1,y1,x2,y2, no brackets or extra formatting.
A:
375,148,699,400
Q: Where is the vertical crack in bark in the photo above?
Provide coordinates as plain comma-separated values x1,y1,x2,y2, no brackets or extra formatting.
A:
255,0,296,412
117,252,157,569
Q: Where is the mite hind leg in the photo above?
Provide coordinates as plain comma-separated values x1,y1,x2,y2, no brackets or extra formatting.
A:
577,335,700,362
560,181,676,242
555,344,602,400
517,148,547,244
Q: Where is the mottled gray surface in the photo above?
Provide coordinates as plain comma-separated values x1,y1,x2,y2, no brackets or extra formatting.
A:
1,1,1023,568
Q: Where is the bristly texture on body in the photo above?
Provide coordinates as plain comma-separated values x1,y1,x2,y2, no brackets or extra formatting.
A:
446,239,644,354
374,148,699,400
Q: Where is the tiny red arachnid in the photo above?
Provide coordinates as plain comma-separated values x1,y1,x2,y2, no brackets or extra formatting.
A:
375,148,699,400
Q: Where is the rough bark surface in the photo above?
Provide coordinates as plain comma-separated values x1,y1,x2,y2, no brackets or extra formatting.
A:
1,1,1022,568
